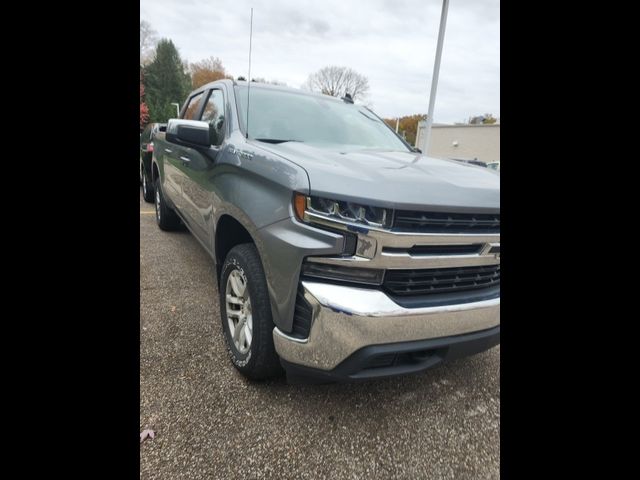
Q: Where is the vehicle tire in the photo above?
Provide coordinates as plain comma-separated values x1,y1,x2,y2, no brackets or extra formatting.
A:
141,167,154,203
219,243,282,380
154,177,181,231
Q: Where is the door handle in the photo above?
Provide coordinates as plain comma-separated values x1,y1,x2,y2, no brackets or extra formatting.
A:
164,148,173,153
180,156,191,163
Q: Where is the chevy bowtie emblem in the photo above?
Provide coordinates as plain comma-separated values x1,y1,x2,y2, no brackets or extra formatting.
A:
357,238,373,256
355,235,377,259
481,243,500,259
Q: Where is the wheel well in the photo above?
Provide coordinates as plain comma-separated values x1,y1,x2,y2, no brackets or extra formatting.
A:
215,215,254,278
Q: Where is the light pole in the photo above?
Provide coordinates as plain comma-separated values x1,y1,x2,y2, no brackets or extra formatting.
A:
171,102,180,118
423,0,449,155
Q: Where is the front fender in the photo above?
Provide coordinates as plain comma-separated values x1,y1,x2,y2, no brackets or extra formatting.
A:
256,217,344,332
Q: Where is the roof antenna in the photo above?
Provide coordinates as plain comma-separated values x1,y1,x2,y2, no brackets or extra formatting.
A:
246,8,254,140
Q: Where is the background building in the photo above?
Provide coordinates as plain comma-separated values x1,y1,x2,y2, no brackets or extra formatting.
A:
415,122,500,165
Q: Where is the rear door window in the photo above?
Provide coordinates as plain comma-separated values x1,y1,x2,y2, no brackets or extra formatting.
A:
183,92,205,120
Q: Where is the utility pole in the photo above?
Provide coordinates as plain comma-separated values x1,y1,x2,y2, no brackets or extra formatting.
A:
395,118,400,133
171,102,180,118
422,0,449,155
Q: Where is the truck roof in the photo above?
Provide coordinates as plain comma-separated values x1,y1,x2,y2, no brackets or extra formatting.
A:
191,78,345,104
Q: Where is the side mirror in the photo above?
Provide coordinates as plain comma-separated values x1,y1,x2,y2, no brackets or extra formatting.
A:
166,119,214,148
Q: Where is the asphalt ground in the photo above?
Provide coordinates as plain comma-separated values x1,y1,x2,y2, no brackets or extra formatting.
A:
140,188,500,479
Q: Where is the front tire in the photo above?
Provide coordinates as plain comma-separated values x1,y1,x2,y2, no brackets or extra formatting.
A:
154,177,181,231
219,244,282,380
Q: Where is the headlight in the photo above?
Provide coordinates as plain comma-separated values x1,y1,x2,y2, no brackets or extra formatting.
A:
294,193,392,229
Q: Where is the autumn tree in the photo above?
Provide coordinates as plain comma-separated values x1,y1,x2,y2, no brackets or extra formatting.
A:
383,114,427,146
140,20,157,66
482,113,497,124
143,39,192,122
189,56,230,89
469,114,498,125
304,66,370,101
140,69,149,131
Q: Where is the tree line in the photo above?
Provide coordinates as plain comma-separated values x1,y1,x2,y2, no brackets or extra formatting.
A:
140,20,496,137
140,21,232,128
139,21,374,129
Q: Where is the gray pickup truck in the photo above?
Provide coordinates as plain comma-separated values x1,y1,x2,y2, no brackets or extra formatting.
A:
150,79,500,382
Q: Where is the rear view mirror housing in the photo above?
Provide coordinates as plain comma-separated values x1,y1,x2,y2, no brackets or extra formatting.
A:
166,119,214,148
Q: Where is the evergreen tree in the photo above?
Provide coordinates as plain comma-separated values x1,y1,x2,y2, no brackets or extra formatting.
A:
143,39,192,122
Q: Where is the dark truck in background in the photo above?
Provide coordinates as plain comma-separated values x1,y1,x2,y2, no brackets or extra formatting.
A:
140,122,166,202
150,79,500,382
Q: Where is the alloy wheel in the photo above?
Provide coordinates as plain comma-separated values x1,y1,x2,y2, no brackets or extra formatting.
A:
155,188,161,222
225,269,253,355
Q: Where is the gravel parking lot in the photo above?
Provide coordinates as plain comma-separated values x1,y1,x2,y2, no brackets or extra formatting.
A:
140,189,500,479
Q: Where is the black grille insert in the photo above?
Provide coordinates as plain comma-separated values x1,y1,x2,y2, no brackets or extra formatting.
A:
393,210,500,234
290,287,313,339
384,264,500,297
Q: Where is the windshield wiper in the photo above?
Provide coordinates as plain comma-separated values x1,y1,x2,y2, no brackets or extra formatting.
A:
254,138,303,144
358,111,381,123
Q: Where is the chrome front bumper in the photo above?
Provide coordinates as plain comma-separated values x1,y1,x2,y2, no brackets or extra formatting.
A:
273,280,500,371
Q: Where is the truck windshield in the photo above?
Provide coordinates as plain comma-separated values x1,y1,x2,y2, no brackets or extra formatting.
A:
235,85,410,152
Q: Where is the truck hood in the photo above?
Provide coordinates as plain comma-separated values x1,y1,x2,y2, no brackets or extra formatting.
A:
262,143,500,212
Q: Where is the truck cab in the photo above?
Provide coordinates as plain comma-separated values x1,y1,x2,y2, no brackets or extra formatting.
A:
151,79,500,382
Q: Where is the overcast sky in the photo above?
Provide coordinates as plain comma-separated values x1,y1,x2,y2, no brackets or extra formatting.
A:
140,0,499,123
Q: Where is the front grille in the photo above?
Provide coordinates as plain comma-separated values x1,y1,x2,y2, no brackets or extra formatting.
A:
393,210,500,234
384,264,500,296
290,287,313,339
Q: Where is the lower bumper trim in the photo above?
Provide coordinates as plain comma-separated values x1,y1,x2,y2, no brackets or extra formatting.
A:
281,325,500,383
273,281,500,371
